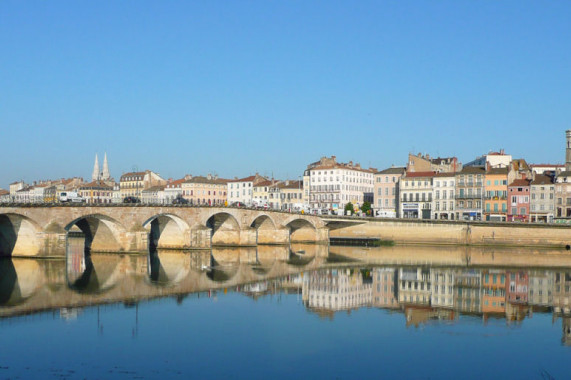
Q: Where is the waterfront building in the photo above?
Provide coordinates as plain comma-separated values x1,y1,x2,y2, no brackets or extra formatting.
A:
484,167,509,221
528,270,553,307
141,185,167,204
164,178,185,204
530,174,555,223
454,269,482,314
455,166,484,220
252,179,275,207
0,189,9,202
432,172,456,220
78,180,114,204
374,166,405,218
227,173,267,206
465,150,512,168
398,267,431,306
555,130,571,222
9,181,25,200
182,175,229,206
119,170,166,199
305,156,375,213
406,153,460,173
431,268,454,309
276,180,304,211
372,268,399,309
399,171,435,219
507,179,531,222
482,270,506,315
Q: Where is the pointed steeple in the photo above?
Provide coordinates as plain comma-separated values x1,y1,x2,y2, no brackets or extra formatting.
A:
102,152,110,180
92,154,100,181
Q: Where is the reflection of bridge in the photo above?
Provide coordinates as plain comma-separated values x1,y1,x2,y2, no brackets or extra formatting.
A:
0,206,329,257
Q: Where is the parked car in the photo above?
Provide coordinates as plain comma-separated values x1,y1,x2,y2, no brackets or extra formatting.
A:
172,196,189,205
230,202,246,207
123,196,141,204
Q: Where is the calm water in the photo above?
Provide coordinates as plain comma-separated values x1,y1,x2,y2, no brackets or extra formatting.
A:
1,244,571,379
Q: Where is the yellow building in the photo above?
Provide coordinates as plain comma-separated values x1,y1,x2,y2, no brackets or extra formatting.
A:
120,170,166,199
181,175,229,206
78,180,114,204
484,168,509,221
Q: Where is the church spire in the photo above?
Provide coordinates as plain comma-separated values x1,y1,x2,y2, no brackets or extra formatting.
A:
92,154,100,181
102,152,110,180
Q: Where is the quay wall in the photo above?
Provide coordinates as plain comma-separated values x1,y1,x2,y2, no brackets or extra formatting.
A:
327,218,571,249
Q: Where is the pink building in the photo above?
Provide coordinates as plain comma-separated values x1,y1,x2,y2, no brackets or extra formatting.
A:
507,179,531,222
506,271,529,304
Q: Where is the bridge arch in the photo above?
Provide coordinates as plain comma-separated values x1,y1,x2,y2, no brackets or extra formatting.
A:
250,214,281,245
284,217,319,243
206,212,241,246
65,214,127,254
0,213,42,257
143,214,190,250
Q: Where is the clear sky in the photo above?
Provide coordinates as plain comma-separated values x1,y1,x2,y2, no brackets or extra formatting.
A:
1,1,570,188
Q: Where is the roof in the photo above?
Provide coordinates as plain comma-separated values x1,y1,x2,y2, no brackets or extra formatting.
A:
430,157,456,165
142,185,165,192
557,171,571,177
121,171,146,180
530,164,565,168
458,167,485,175
0,189,9,196
531,175,554,185
166,178,186,188
184,176,229,185
228,175,257,183
376,167,406,175
508,179,531,187
254,180,276,187
279,180,303,190
486,168,509,175
434,172,456,178
79,180,113,190
404,171,436,178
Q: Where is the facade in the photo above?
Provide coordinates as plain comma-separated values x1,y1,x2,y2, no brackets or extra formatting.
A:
277,180,304,211
554,172,571,221
553,271,571,314
164,179,185,203
454,269,482,314
482,270,506,315
455,166,484,221
227,174,267,206
9,181,25,200
406,153,460,173
432,172,455,220
530,174,555,223
119,170,166,199
182,175,228,206
530,164,564,175
305,156,375,213
252,180,275,207
374,167,405,218
0,189,9,203
78,180,114,204
506,271,529,304
399,172,435,219
528,270,553,307
484,168,509,222
507,179,531,222
141,185,166,204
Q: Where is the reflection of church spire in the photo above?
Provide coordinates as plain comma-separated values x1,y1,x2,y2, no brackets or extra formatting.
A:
92,154,100,181
102,152,110,180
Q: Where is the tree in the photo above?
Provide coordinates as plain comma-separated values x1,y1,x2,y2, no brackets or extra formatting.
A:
361,201,371,216
344,202,354,215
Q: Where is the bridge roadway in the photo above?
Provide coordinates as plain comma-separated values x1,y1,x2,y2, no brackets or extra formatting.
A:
0,205,329,257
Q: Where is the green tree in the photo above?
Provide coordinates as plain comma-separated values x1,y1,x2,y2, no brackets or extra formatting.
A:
344,202,354,215
361,201,371,216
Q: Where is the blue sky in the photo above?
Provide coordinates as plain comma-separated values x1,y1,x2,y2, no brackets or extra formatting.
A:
1,1,570,188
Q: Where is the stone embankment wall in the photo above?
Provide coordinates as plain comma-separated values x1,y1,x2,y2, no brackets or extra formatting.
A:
328,218,571,249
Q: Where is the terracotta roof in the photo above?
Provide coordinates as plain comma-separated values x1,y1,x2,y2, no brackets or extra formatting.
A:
279,180,303,190
228,175,257,183
0,189,9,196
404,171,436,178
254,180,276,187
531,175,554,185
79,180,113,190
121,171,146,180
376,167,406,175
166,178,186,188
184,176,228,185
142,185,165,192
434,172,456,177
508,179,531,187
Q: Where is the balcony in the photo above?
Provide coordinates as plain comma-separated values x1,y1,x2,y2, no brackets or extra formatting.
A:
456,194,482,199
484,195,507,200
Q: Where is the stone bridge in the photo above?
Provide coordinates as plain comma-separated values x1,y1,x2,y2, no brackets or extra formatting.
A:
0,205,329,257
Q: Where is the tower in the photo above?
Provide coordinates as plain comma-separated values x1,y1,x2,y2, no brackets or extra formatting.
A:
92,154,100,181
102,152,110,181
566,130,571,171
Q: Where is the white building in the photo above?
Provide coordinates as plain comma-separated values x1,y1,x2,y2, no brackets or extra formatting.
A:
431,268,454,309
399,171,435,219
305,156,375,213
227,174,267,206
432,173,456,220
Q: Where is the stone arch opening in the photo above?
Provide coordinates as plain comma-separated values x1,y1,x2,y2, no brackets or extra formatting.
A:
65,214,126,254
143,214,189,250
67,254,124,294
285,218,318,243
0,214,41,257
147,250,190,286
206,213,240,246
250,215,278,244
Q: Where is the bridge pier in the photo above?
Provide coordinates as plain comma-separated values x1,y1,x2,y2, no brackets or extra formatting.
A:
257,227,290,245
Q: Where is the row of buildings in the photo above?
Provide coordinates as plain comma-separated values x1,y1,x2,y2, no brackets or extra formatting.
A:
3,131,571,222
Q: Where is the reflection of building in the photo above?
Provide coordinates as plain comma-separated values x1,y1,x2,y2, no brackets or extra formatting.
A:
303,268,372,312
553,271,571,314
454,269,481,313
66,234,86,284
528,270,553,307
431,268,454,309
482,270,506,314
372,268,398,309
399,267,431,305
506,271,529,304
404,306,455,328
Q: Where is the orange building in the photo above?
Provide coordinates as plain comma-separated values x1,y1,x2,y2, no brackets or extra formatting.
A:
484,168,509,221
482,270,506,315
